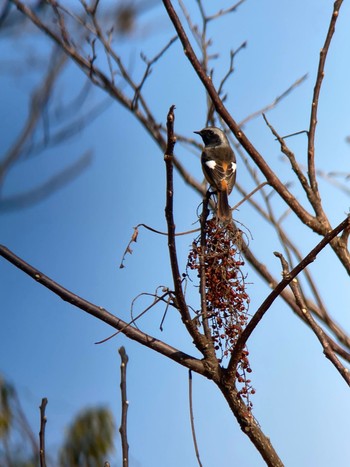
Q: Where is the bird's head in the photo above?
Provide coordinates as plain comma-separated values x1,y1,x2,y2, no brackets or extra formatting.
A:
194,127,229,147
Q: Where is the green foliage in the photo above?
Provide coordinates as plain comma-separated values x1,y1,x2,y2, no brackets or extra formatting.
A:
59,407,115,467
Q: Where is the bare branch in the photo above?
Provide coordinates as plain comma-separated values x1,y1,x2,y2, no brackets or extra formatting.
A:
163,106,213,359
231,182,269,212
263,114,311,195
188,370,203,467
0,151,91,212
275,252,350,386
207,42,247,125
23,97,111,158
39,398,48,467
0,244,205,375
0,48,67,185
239,74,308,127
118,347,129,467
228,215,350,375
133,36,178,109
308,0,344,198
206,0,246,22
95,291,171,344
162,0,319,233
218,376,283,467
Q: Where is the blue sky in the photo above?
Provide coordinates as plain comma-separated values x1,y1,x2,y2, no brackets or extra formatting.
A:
1,1,350,466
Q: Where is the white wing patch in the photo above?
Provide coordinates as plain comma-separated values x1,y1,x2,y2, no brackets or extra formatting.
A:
205,160,217,169
231,162,237,173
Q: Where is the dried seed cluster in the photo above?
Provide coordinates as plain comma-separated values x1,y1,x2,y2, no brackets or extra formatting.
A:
187,219,254,408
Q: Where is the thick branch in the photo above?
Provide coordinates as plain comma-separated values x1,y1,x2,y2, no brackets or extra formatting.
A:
218,378,284,467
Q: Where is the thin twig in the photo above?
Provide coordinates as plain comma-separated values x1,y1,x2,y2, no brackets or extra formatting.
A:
118,347,129,467
48,0,71,46
159,293,173,331
130,289,173,329
188,370,203,467
207,42,247,124
39,398,48,467
263,113,331,228
206,0,246,21
263,114,311,196
133,36,178,108
22,98,110,159
119,223,202,269
239,74,308,127
120,182,269,267
231,182,268,212
95,291,170,344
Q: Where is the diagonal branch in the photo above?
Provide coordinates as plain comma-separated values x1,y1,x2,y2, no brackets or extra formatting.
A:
227,215,350,376
0,151,91,212
262,114,312,198
239,74,308,127
275,253,350,386
162,0,320,234
0,244,205,375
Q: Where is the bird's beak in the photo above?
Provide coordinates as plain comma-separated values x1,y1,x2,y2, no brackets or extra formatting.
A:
193,130,201,135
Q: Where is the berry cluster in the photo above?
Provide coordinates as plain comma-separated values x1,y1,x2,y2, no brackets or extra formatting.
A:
187,219,254,408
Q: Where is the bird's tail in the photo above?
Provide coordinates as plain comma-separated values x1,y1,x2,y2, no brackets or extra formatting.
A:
217,191,232,221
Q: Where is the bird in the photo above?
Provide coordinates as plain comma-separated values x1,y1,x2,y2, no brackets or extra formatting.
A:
194,127,237,221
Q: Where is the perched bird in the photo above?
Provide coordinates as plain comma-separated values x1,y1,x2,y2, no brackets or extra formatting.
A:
194,127,237,220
